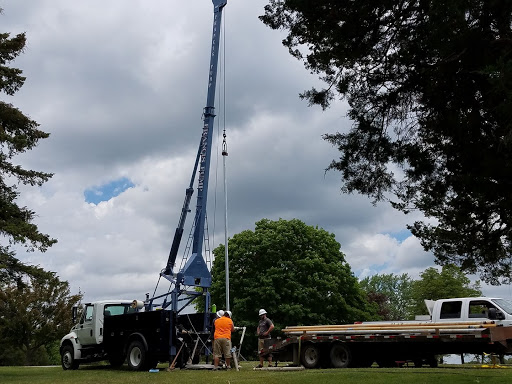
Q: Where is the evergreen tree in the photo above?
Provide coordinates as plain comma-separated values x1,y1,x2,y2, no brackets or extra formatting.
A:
261,1,512,284
0,8,56,269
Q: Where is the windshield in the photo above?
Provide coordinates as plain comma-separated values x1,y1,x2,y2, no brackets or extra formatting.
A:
492,299,512,315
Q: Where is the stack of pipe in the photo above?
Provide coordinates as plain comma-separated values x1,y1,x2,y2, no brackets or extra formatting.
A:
283,321,496,336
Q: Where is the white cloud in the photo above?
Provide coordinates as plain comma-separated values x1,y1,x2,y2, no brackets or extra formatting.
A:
3,0,508,305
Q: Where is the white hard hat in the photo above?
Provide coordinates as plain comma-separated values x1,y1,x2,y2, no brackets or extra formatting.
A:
226,310,232,318
259,309,267,316
216,310,225,318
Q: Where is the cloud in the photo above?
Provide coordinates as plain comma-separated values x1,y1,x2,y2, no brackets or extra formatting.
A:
3,0,506,304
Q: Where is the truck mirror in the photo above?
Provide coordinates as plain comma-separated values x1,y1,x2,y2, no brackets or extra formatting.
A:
488,308,505,320
72,305,78,323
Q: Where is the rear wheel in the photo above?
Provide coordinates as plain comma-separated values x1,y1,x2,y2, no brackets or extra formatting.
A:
300,344,320,369
329,343,352,368
61,345,79,370
127,340,148,371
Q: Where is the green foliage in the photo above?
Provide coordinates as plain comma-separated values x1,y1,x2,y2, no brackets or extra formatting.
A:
260,1,512,284
409,265,482,316
210,218,377,356
359,273,413,320
0,262,82,366
0,9,56,265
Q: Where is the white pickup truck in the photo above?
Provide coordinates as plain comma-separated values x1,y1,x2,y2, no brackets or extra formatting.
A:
261,297,512,369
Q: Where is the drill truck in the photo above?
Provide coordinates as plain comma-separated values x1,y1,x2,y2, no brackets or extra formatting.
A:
60,0,228,371
260,297,512,368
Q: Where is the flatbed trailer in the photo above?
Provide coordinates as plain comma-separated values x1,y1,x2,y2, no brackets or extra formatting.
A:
262,323,512,368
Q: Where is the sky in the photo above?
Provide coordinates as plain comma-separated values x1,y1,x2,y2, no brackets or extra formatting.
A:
3,0,511,305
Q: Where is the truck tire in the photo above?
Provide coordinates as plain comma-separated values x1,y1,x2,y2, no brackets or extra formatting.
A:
329,343,352,368
127,340,148,371
61,345,79,370
301,344,320,369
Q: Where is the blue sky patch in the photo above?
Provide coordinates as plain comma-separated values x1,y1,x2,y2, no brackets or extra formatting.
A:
84,177,135,204
385,229,412,243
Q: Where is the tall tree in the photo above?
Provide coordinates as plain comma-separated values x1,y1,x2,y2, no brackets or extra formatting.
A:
0,8,56,268
0,264,82,366
210,218,378,356
360,273,413,321
260,1,512,284
409,264,481,316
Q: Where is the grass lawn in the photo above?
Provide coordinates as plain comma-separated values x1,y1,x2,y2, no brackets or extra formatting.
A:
2,362,512,384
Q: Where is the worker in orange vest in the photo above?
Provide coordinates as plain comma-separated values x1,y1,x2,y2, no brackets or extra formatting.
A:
213,310,234,370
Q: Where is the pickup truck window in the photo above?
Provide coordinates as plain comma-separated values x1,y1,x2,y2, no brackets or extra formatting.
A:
492,299,512,315
440,301,462,319
468,300,495,318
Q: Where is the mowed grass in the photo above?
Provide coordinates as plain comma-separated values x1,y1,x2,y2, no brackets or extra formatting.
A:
2,362,512,384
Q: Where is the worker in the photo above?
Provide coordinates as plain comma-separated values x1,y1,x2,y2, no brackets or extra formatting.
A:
256,308,274,368
213,310,234,370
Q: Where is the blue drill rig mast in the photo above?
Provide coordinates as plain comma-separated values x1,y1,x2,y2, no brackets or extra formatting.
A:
145,0,227,348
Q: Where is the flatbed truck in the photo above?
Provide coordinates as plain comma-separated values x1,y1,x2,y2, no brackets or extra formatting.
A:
261,297,512,368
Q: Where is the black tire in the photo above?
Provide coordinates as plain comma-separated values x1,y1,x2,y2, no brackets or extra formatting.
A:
301,344,320,369
61,345,79,370
108,354,125,368
329,343,352,368
127,340,148,371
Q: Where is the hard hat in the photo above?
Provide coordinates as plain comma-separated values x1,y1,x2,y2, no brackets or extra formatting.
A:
226,310,232,318
216,310,225,318
259,309,267,316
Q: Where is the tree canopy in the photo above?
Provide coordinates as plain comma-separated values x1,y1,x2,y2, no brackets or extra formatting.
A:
0,9,56,266
210,218,377,337
359,273,413,321
260,1,512,284
210,218,377,357
0,263,82,365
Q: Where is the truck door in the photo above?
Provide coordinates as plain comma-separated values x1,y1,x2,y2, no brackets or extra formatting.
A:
75,304,96,346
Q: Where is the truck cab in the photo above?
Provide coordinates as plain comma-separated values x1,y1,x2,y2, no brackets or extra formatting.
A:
60,300,136,370
427,297,512,325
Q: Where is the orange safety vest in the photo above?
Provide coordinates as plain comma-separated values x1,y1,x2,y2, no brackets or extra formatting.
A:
214,316,233,340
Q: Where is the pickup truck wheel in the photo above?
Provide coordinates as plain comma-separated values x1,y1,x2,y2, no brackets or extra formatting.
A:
127,340,148,371
329,344,351,368
61,345,79,370
300,344,320,369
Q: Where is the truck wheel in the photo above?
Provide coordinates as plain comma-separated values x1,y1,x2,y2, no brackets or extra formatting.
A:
329,343,351,368
61,345,79,370
127,340,148,371
300,344,320,369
